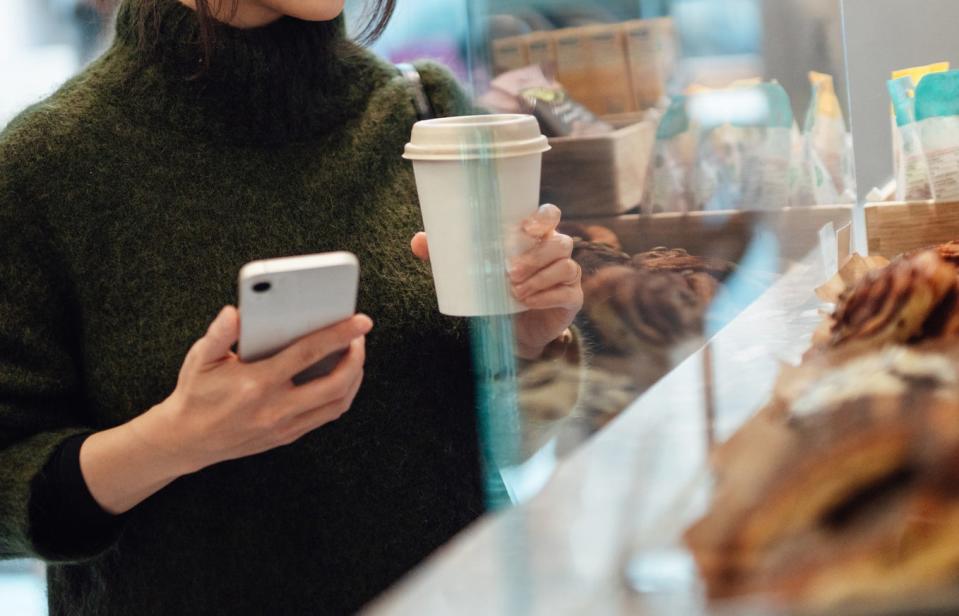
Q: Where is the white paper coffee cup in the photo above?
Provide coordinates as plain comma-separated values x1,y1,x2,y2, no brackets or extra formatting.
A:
404,114,551,317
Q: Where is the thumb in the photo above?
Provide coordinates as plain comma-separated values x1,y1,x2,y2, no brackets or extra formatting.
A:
411,232,430,261
522,204,562,240
194,306,239,365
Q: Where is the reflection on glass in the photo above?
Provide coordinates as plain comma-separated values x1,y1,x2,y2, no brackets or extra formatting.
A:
474,1,854,508
457,0,879,614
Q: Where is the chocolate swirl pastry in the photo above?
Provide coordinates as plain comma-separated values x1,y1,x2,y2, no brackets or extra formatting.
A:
583,225,622,251
936,240,959,266
581,266,708,353
829,251,958,349
557,222,590,242
686,345,959,606
684,271,721,306
906,240,959,267
571,240,632,278
631,247,736,280
917,282,959,340
557,223,623,251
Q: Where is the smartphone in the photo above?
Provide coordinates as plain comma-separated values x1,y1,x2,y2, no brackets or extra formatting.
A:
238,252,359,385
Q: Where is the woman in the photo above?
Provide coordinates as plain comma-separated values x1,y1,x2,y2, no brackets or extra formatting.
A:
0,0,583,614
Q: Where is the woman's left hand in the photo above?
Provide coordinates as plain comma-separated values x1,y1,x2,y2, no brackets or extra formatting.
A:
411,204,583,360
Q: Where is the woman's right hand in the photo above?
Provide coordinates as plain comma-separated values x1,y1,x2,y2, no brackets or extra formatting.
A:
130,306,372,477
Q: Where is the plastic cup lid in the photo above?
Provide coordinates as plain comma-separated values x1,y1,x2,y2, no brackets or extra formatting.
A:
403,114,550,161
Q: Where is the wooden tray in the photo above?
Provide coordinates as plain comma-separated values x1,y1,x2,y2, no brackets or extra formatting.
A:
541,120,655,218
865,200,959,258
576,205,853,266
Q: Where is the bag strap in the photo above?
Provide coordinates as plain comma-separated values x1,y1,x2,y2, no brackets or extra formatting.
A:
396,63,436,122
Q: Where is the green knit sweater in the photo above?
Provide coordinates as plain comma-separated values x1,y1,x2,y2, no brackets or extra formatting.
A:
0,1,485,613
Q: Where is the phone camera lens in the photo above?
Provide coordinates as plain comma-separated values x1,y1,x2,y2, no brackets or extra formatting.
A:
253,282,272,293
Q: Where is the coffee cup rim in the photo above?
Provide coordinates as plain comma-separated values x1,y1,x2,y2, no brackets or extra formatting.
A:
403,114,551,161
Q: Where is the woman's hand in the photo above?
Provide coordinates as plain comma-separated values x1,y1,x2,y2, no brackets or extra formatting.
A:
411,204,583,360
81,308,371,515
137,307,372,475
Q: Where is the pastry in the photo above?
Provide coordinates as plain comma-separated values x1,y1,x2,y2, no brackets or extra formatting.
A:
571,240,632,278
584,225,622,251
581,266,708,353
631,247,736,280
936,240,959,266
686,344,959,606
828,251,957,349
557,223,622,250
906,240,959,267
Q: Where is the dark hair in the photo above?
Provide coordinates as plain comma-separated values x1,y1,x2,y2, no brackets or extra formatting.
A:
113,0,396,70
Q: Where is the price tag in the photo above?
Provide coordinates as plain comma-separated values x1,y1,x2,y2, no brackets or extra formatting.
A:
819,221,839,278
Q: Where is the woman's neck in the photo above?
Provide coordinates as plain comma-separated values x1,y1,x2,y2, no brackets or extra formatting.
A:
177,0,283,28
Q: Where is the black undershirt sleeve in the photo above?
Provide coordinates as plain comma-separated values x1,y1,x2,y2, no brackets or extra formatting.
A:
29,433,127,559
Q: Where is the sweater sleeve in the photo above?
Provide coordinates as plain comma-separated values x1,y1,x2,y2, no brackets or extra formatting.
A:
0,132,124,563
412,61,482,120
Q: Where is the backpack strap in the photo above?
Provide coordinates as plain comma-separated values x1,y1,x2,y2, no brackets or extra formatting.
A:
396,63,436,122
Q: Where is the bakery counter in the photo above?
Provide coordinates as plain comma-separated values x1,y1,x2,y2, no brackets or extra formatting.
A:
366,252,833,615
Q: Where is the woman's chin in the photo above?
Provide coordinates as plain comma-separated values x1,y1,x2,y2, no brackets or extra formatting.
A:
274,0,345,22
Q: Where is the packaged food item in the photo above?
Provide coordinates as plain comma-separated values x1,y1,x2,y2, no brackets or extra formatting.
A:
520,86,613,138
791,126,840,206
479,65,613,138
916,70,959,201
888,76,933,201
892,62,951,85
691,82,794,211
805,72,851,199
651,18,679,85
787,120,819,206
646,96,692,213
889,63,948,201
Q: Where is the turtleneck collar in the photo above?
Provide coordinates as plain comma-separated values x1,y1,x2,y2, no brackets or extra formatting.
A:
112,0,385,145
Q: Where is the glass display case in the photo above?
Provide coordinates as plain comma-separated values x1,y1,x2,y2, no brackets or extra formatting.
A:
372,0,959,615
455,0,854,506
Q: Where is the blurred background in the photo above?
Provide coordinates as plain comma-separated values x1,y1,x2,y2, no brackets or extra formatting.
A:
0,0,112,128
2,0,847,129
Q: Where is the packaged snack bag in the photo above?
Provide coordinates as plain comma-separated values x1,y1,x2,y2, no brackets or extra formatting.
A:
647,96,692,213
888,76,933,201
788,121,817,207
691,82,794,211
916,70,959,201
892,63,952,85
888,62,948,201
805,72,850,199
479,65,613,138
